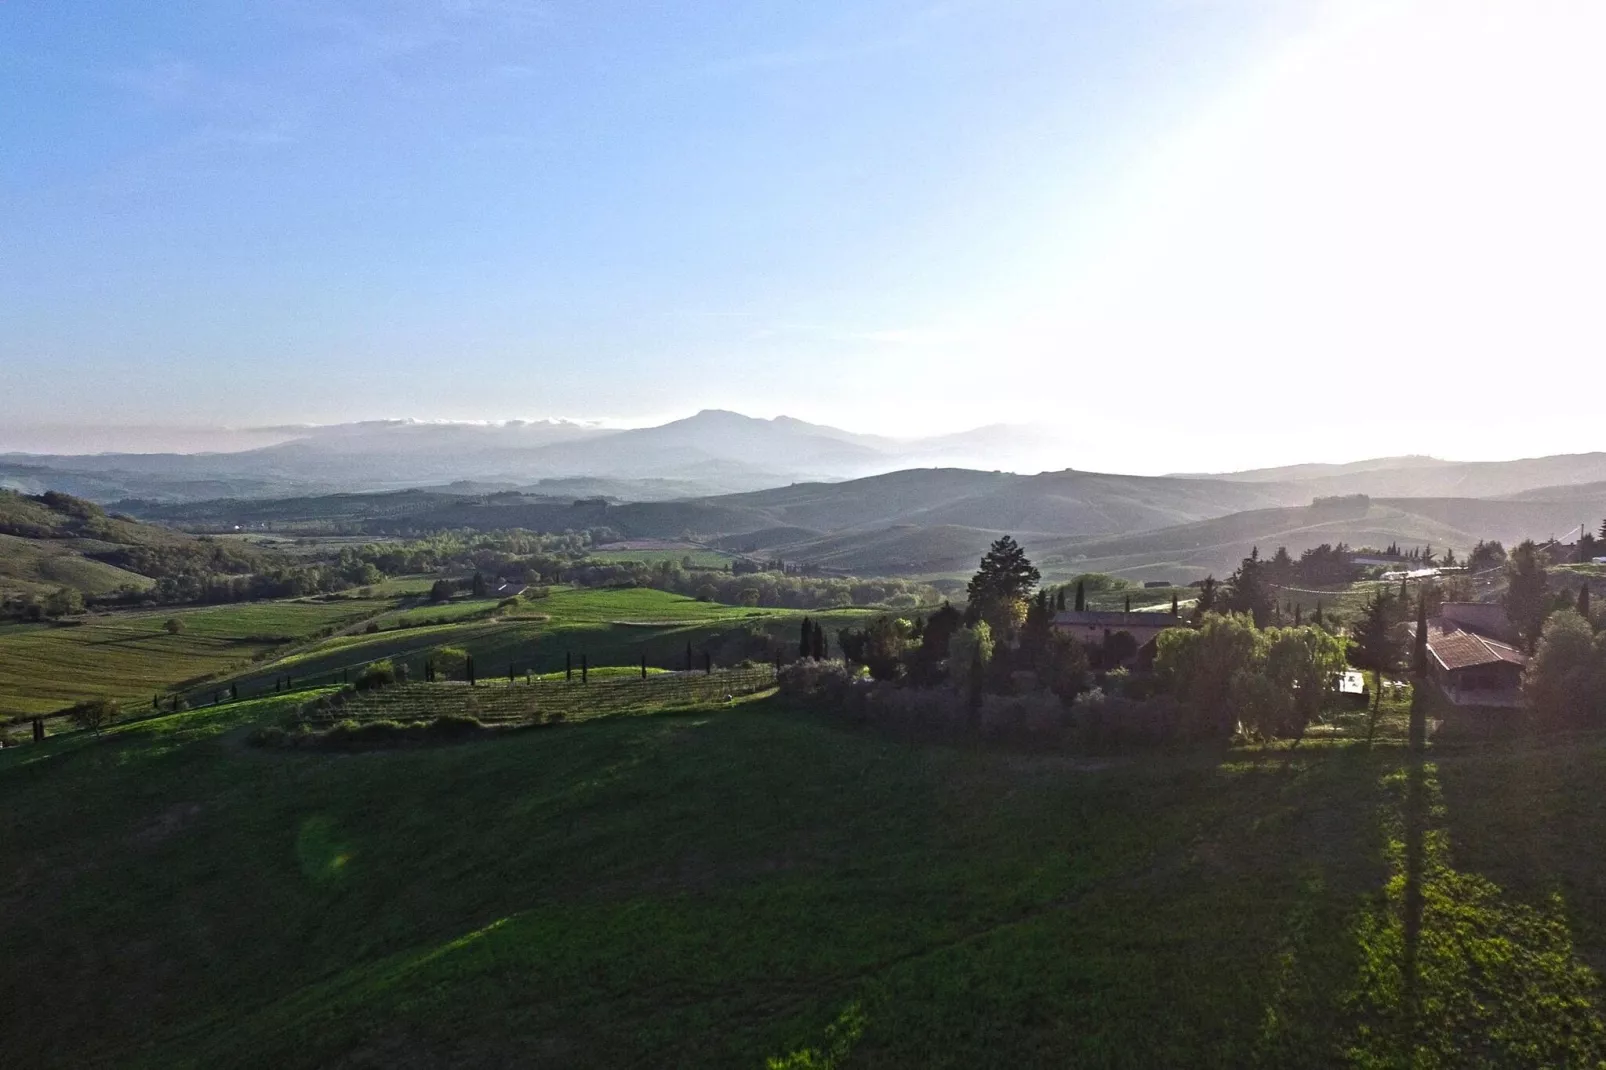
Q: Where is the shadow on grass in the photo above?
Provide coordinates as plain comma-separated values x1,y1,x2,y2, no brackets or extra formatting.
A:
1341,686,1606,1066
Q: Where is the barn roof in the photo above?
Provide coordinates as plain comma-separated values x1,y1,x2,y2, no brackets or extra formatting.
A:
1421,619,1528,672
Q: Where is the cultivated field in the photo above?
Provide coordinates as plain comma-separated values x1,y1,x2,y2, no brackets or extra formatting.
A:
0,598,394,725
3,690,1604,1066
296,667,778,728
203,588,880,704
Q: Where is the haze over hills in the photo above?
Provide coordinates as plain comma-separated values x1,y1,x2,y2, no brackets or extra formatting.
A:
1183,453,1606,500
0,411,1069,502
14,410,1606,589
111,451,1606,591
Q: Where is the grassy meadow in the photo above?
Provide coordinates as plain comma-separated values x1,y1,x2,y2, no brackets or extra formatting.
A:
4,688,1606,1066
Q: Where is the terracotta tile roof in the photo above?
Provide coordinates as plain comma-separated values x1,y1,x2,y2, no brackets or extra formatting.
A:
1422,619,1528,672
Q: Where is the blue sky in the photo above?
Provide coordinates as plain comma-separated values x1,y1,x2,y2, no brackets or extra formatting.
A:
5,2,1604,471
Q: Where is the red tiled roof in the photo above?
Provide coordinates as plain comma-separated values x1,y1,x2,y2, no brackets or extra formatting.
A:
1423,620,1528,672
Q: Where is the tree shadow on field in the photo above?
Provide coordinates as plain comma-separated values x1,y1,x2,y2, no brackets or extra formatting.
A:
1340,687,1606,1066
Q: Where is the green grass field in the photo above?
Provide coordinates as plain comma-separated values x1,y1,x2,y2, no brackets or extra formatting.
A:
376,594,506,627
209,588,880,702
4,689,1606,1066
0,599,394,722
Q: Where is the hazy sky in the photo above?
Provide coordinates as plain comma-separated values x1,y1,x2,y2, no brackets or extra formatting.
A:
4,1,1604,472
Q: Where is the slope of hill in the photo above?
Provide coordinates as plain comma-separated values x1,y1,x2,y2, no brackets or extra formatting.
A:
7,690,1606,1065
1029,494,1606,583
682,468,1304,538
768,524,1008,577
128,467,1308,547
1187,453,1606,500
0,533,158,598
0,490,226,601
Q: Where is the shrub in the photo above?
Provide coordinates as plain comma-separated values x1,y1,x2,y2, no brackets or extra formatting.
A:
164,617,185,635
364,621,381,634
427,714,486,739
978,692,1068,741
777,660,859,704
1526,610,1602,728
947,623,994,696
432,646,470,680
1068,690,1184,748
354,660,396,691
65,697,120,732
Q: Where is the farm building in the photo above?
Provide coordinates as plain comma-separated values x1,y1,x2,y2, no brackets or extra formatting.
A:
1052,609,1183,669
1415,602,1528,707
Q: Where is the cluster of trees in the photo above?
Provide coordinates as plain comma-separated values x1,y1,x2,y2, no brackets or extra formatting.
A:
1154,614,1348,740
1377,542,1440,563
1192,545,1363,619
1469,540,1508,571
1526,609,1606,727
783,534,1360,746
818,538,1090,698
0,586,87,621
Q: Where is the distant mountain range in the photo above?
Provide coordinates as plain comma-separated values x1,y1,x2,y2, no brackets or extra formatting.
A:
14,413,1606,587
0,411,1067,502
122,455,1606,588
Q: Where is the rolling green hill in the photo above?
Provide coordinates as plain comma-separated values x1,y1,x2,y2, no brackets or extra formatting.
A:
6,690,1606,1065
0,532,157,597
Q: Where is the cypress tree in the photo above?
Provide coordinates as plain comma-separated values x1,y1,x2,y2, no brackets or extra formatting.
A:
581,654,588,683
1413,594,1429,677
467,655,475,687
1171,593,1179,617
1313,601,1324,626
800,616,812,659
1294,604,1303,626
1074,580,1085,612
231,683,238,702
641,652,647,679
1124,594,1131,614
1399,575,1409,603
1580,582,1591,619
1055,587,1066,611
